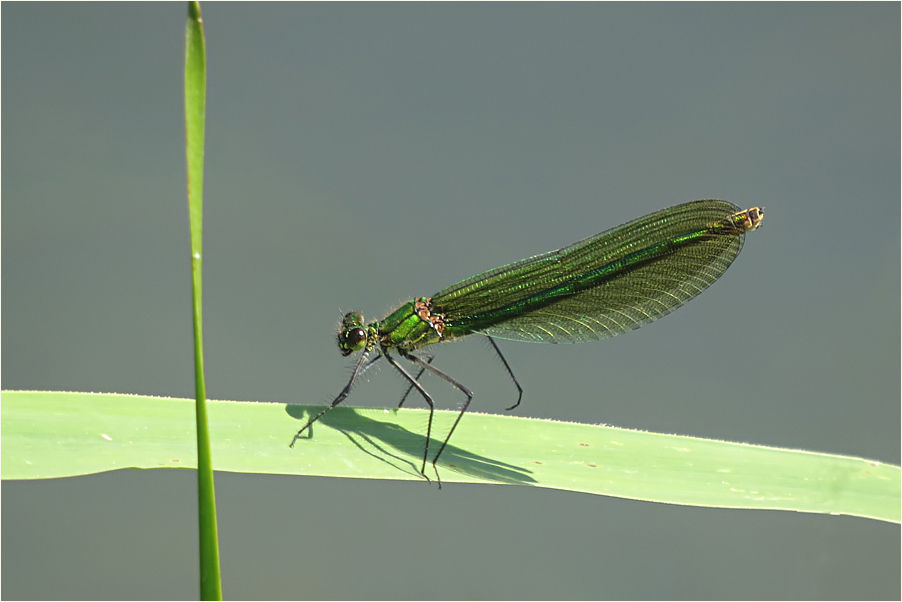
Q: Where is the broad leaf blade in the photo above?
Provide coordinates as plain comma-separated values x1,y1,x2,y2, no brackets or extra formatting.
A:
2,390,898,524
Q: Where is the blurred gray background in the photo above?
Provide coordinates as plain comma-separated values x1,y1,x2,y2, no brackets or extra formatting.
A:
3,3,899,600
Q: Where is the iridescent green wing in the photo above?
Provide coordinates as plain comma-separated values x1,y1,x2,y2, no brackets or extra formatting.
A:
431,200,761,343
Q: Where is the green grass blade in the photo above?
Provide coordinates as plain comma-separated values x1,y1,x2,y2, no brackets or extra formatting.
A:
3,391,898,524
185,2,222,599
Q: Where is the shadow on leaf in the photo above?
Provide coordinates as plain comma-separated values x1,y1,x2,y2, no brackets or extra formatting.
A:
285,404,534,485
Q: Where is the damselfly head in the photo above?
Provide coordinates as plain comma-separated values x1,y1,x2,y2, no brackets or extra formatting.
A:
337,311,368,356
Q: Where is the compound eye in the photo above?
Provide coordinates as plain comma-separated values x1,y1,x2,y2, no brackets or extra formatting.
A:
339,327,367,356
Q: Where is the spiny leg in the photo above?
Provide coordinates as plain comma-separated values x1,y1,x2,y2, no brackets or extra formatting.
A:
401,338,518,410
400,350,473,488
290,350,378,447
398,351,435,408
400,339,519,411
486,336,524,411
383,352,436,483
358,352,384,376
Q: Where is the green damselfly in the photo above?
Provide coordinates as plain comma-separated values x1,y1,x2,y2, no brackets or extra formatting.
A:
291,200,764,485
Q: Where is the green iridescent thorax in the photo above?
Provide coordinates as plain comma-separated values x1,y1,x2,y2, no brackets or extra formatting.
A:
377,297,447,352
336,297,450,356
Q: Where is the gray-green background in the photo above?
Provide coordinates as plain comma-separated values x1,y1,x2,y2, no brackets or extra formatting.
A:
3,3,899,600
